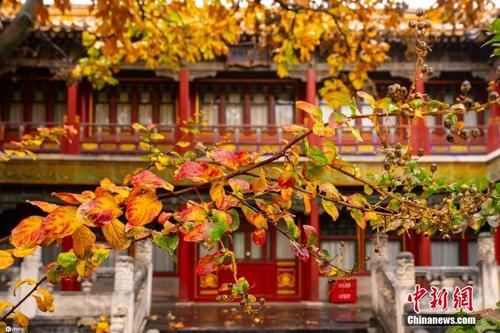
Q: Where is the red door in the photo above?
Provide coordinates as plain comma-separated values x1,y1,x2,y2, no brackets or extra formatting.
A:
194,221,304,301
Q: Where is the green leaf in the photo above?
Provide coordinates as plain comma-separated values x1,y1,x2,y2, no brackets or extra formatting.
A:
284,214,300,240
302,162,324,181
227,209,240,232
308,146,329,166
376,97,392,109
475,176,490,192
363,185,373,195
388,199,401,212
57,252,77,269
208,210,230,242
152,233,179,257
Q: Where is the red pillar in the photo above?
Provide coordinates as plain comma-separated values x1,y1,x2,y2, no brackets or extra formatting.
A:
418,233,432,266
176,68,192,152
487,78,500,153
410,72,430,155
61,84,80,154
305,67,319,302
178,235,194,301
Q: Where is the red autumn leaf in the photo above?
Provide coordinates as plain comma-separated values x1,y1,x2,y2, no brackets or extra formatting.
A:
236,151,258,166
348,194,367,208
158,212,173,224
252,229,267,246
125,189,162,227
77,191,123,227
277,173,296,189
203,163,223,179
26,200,59,213
10,216,46,249
196,252,221,276
184,223,209,242
303,224,318,247
51,191,94,205
131,170,174,191
209,150,239,170
290,241,310,262
174,161,207,182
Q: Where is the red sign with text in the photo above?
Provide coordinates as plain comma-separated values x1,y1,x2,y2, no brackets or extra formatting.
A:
330,279,358,303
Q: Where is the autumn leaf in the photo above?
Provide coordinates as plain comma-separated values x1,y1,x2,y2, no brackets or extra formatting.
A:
228,178,250,193
102,219,130,249
348,193,367,208
177,203,207,223
26,200,59,213
131,170,174,191
76,260,94,278
12,247,38,258
13,278,37,296
208,150,239,170
252,229,267,246
0,300,13,314
42,206,81,243
183,223,209,242
351,209,365,229
52,191,94,205
303,224,318,247
196,252,221,275
10,216,45,249
174,161,208,182
32,288,55,312
76,191,122,227
322,199,339,221
152,232,178,257
241,206,268,229
126,189,162,227
14,311,29,330
251,167,268,193
0,250,14,270
357,91,376,107
210,182,225,209
289,241,310,262
100,178,130,199
296,101,322,121
72,225,96,257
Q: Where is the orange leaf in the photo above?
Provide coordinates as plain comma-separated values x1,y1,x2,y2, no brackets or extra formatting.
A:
52,191,94,205
72,225,96,257
102,219,130,250
250,167,267,193
26,200,59,213
10,216,45,249
196,252,221,275
130,170,173,191
183,224,209,242
241,206,268,229
210,182,225,209
32,288,55,312
42,206,81,243
76,191,122,227
12,247,37,258
0,250,14,269
177,203,207,223
125,189,162,227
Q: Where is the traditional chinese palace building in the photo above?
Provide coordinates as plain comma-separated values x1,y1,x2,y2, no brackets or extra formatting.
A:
0,5,499,312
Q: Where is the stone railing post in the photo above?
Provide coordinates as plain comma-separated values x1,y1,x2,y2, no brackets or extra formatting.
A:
16,247,43,318
477,232,499,308
395,252,416,333
371,235,388,314
110,256,135,333
134,240,153,317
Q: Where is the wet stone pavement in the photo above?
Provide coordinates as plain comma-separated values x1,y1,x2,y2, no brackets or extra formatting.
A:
146,302,376,332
